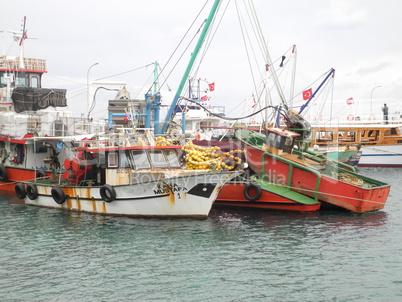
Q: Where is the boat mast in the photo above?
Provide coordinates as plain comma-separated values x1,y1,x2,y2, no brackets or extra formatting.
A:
249,2,288,115
289,45,297,108
159,0,221,134
18,16,28,69
144,61,161,131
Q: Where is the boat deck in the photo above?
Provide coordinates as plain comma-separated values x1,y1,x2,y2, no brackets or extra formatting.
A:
281,153,321,167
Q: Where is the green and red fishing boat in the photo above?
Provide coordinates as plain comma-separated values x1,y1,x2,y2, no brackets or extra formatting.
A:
235,128,390,213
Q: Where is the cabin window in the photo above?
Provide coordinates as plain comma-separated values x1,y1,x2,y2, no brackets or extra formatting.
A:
338,131,356,142
283,137,294,153
316,130,333,143
119,151,130,168
186,122,193,130
35,142,48,153
361,130,377,142
108,152,118,168
149,149,168,168
0,75,6,87
16,74,28,87
266,132,285,149
131,150,151,169
30,76,39,88
165,149,181,168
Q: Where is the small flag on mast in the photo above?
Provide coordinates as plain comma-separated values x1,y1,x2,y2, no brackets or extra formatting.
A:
302,88,313,100
346,97,354,105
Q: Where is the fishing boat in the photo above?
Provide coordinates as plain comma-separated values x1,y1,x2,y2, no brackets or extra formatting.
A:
0,17,105,190
236,126,391,213
310,123,402,167
14,133,238,219
9,10,242,218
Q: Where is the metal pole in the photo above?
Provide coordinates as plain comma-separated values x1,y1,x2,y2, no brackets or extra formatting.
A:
87,62,99,118
370,85,382,117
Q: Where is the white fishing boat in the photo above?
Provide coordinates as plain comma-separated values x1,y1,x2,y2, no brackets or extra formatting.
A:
0,17,105,190
8,12,241,218
15,133,238,219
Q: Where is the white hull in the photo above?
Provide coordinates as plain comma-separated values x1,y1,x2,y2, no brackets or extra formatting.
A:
359,145,402,167
21,171,236,219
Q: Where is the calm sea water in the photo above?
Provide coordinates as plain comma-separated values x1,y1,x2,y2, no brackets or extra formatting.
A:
0,167,401,302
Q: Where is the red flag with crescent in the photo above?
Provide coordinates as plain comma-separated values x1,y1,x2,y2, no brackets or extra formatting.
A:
302,88,312,100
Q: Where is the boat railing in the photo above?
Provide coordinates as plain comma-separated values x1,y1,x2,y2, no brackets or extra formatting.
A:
0,56,47,72
74,128,159,148
308,114,402,126
0,112,108,139
260,151,321,202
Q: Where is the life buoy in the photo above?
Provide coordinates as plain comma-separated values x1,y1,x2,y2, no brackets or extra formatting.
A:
243,183,262,202
0,164,8,181
51,187,66,204
347,114,354,121
15,183,26,199
100,184,116,203
26,183,39,200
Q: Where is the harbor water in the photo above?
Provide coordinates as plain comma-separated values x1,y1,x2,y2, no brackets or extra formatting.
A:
0,167,401,302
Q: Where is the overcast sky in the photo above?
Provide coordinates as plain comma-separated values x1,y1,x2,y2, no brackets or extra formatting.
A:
1,0,401,120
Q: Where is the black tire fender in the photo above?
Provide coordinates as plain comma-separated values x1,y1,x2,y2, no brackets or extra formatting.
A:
0,164,8,181
51,187,66,204
26,183,39,200
15,182,26,199
36,169,47,178
100,184,116,203
243,182,262,202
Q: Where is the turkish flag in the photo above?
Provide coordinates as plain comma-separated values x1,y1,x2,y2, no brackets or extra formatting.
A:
302,88,312,100
208,82,215,91
200,95,208,101
346,97,354,105
124,114,129,122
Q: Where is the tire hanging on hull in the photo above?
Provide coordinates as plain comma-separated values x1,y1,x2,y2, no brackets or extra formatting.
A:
243,183,262,202
100,184,116,203
51,187,66,204
15,183,26,199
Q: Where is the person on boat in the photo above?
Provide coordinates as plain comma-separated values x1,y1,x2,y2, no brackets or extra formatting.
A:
382,103,389,124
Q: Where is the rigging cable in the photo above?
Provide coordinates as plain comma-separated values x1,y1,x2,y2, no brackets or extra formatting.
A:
182,97,275,121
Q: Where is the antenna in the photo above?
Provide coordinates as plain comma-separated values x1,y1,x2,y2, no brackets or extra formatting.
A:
7,16,36,69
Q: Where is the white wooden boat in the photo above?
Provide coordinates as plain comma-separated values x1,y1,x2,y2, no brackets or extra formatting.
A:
15,136,238,219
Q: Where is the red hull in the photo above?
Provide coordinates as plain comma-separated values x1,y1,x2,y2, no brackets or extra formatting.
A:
0,167,50,191
245,144,390,213
215,182,320,212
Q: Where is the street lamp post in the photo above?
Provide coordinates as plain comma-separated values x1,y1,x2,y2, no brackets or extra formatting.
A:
370,85,382,118
87,62,99,118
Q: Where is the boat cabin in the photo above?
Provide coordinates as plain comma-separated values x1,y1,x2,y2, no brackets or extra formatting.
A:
61,143,184,186
312,125,402,147
0,56,47,103
263,128,300,155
